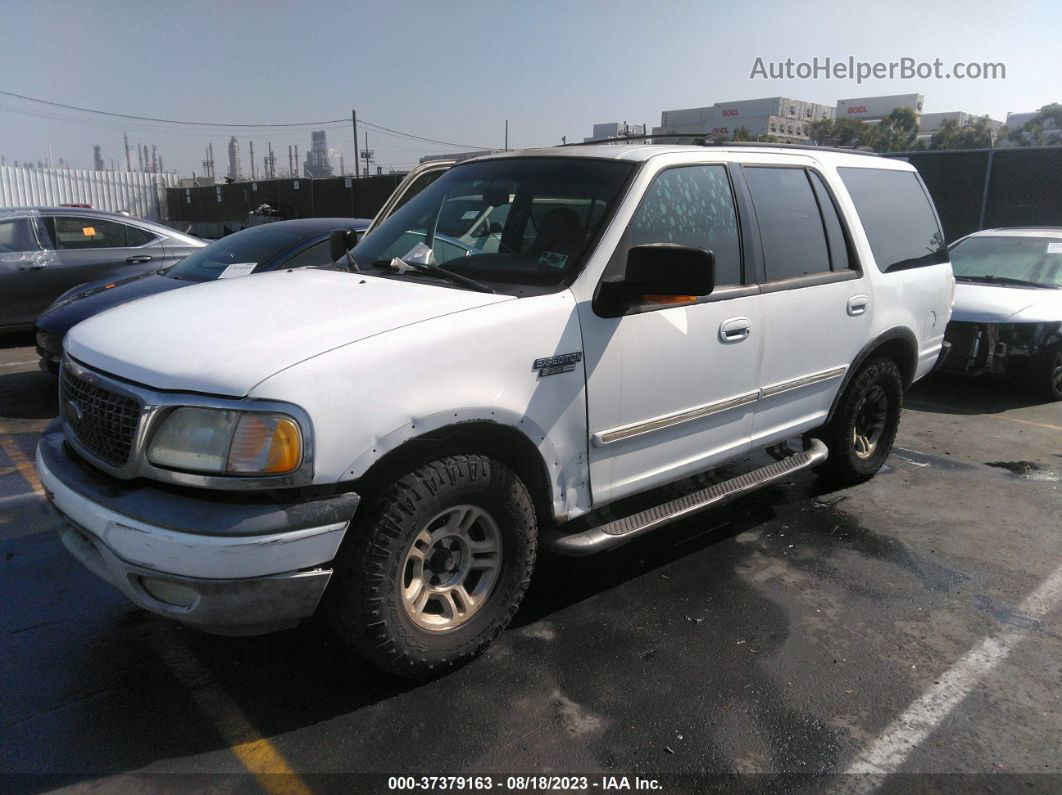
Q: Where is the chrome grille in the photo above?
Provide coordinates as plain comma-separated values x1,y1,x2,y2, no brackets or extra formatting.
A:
60,363,141,467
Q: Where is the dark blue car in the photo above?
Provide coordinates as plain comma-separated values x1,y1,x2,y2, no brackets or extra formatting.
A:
36,217,369,372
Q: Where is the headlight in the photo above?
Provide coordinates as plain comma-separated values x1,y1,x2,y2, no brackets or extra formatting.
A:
147,407,304,476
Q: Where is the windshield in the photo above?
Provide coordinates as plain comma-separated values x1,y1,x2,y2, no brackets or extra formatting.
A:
950,235,1062,289
351,157,635,292
167,225,308,282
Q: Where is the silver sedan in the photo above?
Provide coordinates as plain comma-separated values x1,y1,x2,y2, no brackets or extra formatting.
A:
0,207,204,332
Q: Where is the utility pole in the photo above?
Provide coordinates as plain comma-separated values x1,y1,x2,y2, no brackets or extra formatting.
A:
288,145,293,177
352,110,359,180
249,141,255,179
268,141,275,178
505,120,508,151
124,133,131,171
151,144,157,173
294,145,300,178
137,144,144,171
340,154,345,176
363,131,369,176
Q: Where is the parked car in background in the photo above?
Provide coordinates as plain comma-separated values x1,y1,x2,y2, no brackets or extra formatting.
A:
35,217,371,372
0,208,204,333
38,144,954,677
942,228,1062,400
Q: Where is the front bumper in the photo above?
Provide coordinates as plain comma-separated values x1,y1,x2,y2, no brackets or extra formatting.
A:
940,320,1060,376
36,421,360,635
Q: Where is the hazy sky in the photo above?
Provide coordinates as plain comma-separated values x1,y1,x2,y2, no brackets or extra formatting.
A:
1,0,1059,175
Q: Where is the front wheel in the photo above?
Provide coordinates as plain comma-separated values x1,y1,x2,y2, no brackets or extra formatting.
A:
329,454,537,678
1023,343,1062,401
810,357,903,487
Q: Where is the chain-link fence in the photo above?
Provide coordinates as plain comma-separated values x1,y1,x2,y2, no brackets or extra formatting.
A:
886,146,1062,242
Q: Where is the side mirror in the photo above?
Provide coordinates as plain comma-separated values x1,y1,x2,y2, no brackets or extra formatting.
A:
329,229,353,262
597,244,715,316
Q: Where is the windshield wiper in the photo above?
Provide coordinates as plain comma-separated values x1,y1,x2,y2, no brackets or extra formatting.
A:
957,274,1058,289
385,258,496,294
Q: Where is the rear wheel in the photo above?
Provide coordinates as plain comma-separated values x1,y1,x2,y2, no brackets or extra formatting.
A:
329,454,537,678
811,357,903,487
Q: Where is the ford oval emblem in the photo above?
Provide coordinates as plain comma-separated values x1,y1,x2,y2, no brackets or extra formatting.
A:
65,399,82,423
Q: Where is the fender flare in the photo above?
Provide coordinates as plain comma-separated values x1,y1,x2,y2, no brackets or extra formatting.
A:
823,326,918,426
340,406,563,491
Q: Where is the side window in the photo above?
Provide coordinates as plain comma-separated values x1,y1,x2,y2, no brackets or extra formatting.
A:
0,218,39,253
124,225,157,247
279,240,337,269
50,217,128,249
629,165,742,285
744,167,830,280
808,171,851,271
838,167,947,272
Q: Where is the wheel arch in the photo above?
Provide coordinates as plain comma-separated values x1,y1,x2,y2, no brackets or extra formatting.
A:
343,412,560,528
825,327,918,426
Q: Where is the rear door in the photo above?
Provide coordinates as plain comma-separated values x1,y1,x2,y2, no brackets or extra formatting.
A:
0,216,52,329
738,162,871,444
43,215,168,295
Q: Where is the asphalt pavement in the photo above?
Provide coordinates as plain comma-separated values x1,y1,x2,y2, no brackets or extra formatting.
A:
1,334,1059,793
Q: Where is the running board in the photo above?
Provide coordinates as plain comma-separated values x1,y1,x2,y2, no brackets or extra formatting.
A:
545,439,829,556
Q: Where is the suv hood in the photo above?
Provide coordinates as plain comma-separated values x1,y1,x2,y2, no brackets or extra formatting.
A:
953,281,1062,323
65,269,513,396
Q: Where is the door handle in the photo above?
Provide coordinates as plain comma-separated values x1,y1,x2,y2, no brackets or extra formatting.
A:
719,317,751,343
847,294,869,316
125,255,153,263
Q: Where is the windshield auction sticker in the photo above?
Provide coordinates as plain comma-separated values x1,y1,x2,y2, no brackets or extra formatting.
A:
218,262,257,279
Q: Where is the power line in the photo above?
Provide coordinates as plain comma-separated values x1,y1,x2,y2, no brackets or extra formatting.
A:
0,89,493,149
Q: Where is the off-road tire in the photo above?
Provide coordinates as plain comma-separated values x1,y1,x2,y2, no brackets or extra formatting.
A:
1023,343,1062,401
329,454,537,678
810,357,903,488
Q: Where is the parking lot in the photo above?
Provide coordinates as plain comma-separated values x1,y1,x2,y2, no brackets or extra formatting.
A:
1,334,1059,790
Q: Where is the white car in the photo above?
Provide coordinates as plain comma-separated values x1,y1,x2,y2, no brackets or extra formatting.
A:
37,144,954,676
942,228,1062,400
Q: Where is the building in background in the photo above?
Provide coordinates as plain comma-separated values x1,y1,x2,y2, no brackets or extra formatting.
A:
304,130,334,178
917,111,1003,145
1002,109,1061,146
227,136,242,181
583,122,647,144
836,94,924,124
92,145,104,171
653,96,835,143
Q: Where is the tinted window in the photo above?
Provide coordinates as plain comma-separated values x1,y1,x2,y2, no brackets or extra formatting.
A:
950,236,1062,289
808,171,851,271
124,225,157,247
0,218,38,253
51,217,128,249
279,239,337,269
744,167,830,280
630,165,742,285
167,225,307,282
838,167,946,272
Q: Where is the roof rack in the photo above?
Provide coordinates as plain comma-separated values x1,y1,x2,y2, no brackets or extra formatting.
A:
564,133,880,157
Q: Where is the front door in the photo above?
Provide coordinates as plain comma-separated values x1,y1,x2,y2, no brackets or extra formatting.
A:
580,163,763,506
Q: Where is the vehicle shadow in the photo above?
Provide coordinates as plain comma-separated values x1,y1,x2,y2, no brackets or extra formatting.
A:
0,369,58,420
0,332,35,350
906,372,1047,416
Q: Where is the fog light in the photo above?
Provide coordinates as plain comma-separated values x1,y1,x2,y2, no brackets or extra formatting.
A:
139,577,198,608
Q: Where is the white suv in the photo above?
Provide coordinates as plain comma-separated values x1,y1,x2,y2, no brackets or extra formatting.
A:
37,144,954,676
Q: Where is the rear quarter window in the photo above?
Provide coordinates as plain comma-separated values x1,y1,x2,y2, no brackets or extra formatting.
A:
838,167,947,272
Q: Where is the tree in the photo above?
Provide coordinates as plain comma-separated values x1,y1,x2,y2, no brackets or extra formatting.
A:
930,115,996,150
874,108,919,152
731,126,753,142
1008,102,1062,146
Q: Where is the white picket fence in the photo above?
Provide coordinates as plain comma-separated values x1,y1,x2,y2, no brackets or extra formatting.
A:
0,166,180,221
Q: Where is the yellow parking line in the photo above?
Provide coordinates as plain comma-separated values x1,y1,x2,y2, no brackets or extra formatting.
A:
0,435,44,496
993,415,1062,433
152,631,312,794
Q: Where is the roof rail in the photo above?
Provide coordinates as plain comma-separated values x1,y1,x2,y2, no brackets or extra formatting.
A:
564,133,880,157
